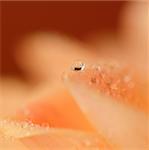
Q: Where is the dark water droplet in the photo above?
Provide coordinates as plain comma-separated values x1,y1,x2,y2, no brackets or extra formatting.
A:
71,61,85,71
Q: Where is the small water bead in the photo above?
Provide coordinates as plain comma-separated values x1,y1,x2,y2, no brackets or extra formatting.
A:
71,61,85,71
123,75,131,83
128,82,135,88
90,77,97,84
41,122,50,128
81,137,99,148
100,71,112,85
82,139,92,147
110,83,118,90
93,64,102,72
122,74,135,89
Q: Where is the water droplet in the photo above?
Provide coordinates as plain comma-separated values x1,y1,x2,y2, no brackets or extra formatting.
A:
90,77,97,84
82,139,92,146
95,65,102,72
123,75,131,83
71,61,85,71
128,82,135,88
111,83,118,90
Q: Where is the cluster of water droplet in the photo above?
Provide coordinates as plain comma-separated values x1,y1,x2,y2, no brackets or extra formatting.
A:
88,63,136,102
0,120,49,139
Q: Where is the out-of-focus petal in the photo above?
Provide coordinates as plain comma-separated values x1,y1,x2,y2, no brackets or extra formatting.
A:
0,120,112,150
64,61,148,149
14,87,94,132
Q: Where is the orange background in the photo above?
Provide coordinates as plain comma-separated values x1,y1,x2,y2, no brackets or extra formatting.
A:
1,1,125,77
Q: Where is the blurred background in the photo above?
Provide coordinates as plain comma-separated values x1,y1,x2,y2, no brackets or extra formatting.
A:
1,1,124,77
0,1,147,117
